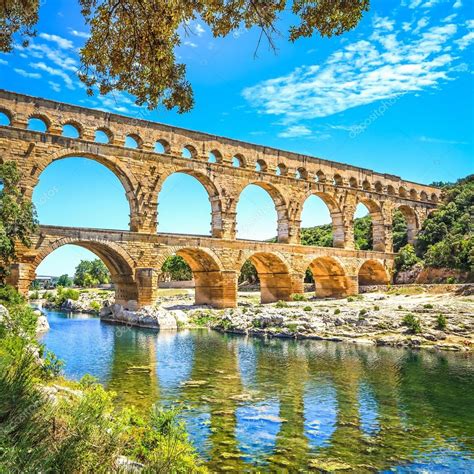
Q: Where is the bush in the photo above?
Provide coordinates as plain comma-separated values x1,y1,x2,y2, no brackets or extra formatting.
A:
423,304,433,309
446,277,457,284
291,293,306,301
359,309,367,317
303,306,312,312
402,313,422,334
0,285,25,305
436,314,447,330
394,244,420,273
275,300,289,308
55,287,80,306
90,301,101,313
30,290,40,300
374,305,380,311
334,308,341,315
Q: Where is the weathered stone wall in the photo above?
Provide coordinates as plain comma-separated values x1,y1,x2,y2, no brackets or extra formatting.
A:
0,89,440,308
0,89,439,250
9,225,395,308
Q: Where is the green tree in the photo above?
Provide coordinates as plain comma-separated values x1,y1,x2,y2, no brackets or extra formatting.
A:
394,244,420,273
354,215,373,250
239,260,259,285
74,259,110,287
161,255,192,281
0,162,38,285
57,274,73,287
1,0,369,112
415,175,473,272
392,210,409,252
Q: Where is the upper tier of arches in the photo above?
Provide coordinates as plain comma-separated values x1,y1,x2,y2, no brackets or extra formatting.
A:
0,92,441,205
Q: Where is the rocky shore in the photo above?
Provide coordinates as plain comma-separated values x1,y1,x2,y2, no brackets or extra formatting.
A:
31,285,474,352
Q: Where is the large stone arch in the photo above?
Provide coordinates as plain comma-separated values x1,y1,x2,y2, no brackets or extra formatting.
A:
299,190,346,248
31,237,139,305
307,256,352,298
358,259,390,286
156,168,226,238
241,251,293,303
26,150,142,231
396,205,419,245
355,197,386,252
235,181,291,243
156,246,233,308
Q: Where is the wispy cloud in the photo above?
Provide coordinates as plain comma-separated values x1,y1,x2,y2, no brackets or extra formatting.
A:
30,62,75,89
242,8,472,132
48,81,61,93
195,23,205,37
184,41,198,48
278,125,312,138
14,68,41,79
0,58,7,66
420,135,469,145
69,29,90,39
38,33,74,49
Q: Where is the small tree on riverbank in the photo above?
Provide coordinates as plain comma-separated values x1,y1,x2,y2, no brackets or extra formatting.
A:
0,162,38,285
74,259,110,287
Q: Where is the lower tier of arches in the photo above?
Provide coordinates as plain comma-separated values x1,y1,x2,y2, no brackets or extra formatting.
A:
9,233,393,309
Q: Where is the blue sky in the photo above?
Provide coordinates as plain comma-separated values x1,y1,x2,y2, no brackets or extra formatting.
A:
0,0,472,276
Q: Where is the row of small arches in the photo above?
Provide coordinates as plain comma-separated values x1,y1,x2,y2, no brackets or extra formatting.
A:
0,109,437,202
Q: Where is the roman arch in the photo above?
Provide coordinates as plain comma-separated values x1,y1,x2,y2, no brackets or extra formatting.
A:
0,90,441,308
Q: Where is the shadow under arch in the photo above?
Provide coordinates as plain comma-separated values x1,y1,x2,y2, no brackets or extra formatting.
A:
356,197,386,252
244,251,292,303
358,260,390,286
31,237,138,304
301,191,346,248
156,169,224,238
236,181,290,243
29,151,141,231
159,246,230,308
396,205,419,245
307,256,352,298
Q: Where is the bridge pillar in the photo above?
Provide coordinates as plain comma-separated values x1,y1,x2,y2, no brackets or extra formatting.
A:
6,263,34,297
194,270,237,308
211,209,236,240
259,272,294,303
135,268,160,307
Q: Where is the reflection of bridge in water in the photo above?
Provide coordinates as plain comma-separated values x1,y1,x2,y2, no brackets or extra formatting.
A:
102,328,473,471
1,89,440,308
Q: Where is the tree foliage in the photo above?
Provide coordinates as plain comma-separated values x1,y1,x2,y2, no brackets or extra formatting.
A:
415,175,473,273
57,274,73,287
1,0,369,111
394,244,420,273
0,162,38,285
239,259,258,285
74,259,110,287
161,255,192,281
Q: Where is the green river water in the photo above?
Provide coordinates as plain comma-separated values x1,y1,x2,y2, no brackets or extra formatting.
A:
40,309,474,472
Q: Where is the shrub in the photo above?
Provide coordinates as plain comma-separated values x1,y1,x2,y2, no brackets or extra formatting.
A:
286,323,298,332
0,285,25,305
394,244,420,273
275,300,289,308
347,296,354,302
334,308,341,315
402,313,422,334
303,306,312,312
55,288,80,306
252,319,261,328
436,314,447,330
446,277,457,284
90,301,101,313
359,309,367,317
374,305,380,311
291,293,306,301
423,303,433,309
30,290,40,300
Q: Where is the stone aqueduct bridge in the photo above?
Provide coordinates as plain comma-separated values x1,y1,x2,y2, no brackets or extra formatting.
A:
1,90,441,308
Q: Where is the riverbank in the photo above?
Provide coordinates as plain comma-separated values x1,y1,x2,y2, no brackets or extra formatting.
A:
31,285,474,352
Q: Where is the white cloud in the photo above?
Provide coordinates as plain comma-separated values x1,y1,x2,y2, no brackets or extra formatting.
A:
69,29,90,39
420,135,468,144
195,23,205,36
242,11,470,125
14,68,41,79
38,33,73,49
0,58,7,65
27,43,78,72
453,0,462,7
48,81,61,92
456,20,474,50
30,62,75,89
184,41,197,48
278,125,312,138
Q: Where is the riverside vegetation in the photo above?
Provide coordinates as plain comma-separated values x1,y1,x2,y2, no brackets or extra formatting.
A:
0,286,206,473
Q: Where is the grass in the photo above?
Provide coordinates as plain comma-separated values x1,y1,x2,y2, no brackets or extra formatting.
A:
436,314,447,330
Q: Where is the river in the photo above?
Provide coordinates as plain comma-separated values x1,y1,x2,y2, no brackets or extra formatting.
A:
40,309,474,472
